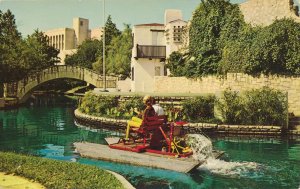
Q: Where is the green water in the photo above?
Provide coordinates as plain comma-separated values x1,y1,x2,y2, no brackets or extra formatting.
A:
0,96,299,189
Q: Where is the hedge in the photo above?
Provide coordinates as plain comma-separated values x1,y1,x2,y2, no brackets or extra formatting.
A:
0,152,124,189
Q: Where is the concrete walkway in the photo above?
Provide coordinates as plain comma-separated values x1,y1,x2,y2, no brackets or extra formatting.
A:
106,170,135,189
0,172,45,189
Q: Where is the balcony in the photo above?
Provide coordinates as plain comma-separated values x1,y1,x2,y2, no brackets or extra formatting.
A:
136,45,166,59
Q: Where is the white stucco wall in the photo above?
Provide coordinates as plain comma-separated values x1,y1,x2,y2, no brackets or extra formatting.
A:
133,25,165,45
131,58,165,93
164,9,183,25
165,20,187,57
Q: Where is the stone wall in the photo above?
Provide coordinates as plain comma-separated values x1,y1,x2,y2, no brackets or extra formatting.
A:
240,0,300,26
154,73,300,115
74,109,291,135
117,78,131,92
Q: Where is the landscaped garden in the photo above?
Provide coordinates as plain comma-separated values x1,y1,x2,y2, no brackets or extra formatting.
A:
78,86,288,127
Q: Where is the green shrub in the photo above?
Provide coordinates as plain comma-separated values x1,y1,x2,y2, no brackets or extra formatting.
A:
79,93,145,119
216,89,245,124
243,87,288,126
217,87,288,126
0,152,124,189
79,92,118,116
117,96,144,119
182,95,216,122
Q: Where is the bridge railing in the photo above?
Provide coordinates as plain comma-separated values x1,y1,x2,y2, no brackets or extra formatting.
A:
4,65,118,98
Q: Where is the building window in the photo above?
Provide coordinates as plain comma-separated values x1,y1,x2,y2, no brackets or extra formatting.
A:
131,67,134,81
155,66,161,76
173,25,183,42
80,21,83,26
152,31,158,45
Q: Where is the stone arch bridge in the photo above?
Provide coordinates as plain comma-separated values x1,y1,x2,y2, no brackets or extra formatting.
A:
3,65,118,103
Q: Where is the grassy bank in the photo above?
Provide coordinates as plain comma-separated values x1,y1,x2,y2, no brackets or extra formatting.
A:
0,152,124,189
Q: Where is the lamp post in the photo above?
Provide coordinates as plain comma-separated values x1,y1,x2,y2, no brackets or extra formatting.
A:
102,0,107,92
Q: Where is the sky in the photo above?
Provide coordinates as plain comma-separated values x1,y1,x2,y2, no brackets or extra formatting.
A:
0,0,298,37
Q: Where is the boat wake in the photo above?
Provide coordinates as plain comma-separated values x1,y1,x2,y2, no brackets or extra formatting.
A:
198,158,261,178
186,134,262,178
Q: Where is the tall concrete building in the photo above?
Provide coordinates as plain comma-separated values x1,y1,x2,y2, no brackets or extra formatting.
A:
45,17,103,65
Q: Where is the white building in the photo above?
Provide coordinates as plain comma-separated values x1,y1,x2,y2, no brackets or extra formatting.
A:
45,17,103,65
131,9,187,92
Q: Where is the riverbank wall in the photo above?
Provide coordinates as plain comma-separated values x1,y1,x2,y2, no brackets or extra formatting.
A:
154,73,300,116
0,98,18,109
74,109,300,136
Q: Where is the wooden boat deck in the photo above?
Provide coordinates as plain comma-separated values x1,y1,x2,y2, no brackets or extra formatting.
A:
74,142,224,173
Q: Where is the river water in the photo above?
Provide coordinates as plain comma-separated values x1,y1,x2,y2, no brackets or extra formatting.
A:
0,96,299,189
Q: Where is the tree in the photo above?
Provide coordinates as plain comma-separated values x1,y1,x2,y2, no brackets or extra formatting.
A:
92,16,122,74
220,19,300,75
0,9,23,82
105,24,132,78
188,0,246,77
21,30,59,73
166,51,186,77
104,15,121,46
65,39,102,69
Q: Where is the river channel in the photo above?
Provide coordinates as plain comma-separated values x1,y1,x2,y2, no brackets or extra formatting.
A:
0,95,299,189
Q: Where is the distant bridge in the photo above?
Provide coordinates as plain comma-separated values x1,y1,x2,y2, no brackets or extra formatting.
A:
3,65,118,103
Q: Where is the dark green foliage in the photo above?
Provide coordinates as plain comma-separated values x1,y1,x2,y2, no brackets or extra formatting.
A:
22,30,59,72
104,15,121,47
0,152,124,189
0,9,23,82
0,10,59,83
217,87,287,126
65,39,102,69
167,51,186,77
221,19,300,75
219,26,260,74
182,95,216,122
106,24,132,77
243,87,288,126
188,0,246,77
170,1,300,77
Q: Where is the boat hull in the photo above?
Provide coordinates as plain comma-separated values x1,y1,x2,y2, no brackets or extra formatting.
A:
74,142,202,173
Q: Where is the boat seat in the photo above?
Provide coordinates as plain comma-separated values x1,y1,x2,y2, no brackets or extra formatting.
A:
139,115,167,131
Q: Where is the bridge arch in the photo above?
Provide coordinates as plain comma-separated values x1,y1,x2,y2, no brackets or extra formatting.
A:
3,65,118,103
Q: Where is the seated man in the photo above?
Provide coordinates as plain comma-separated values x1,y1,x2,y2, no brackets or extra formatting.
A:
125,95,156,140
152,98,165,116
